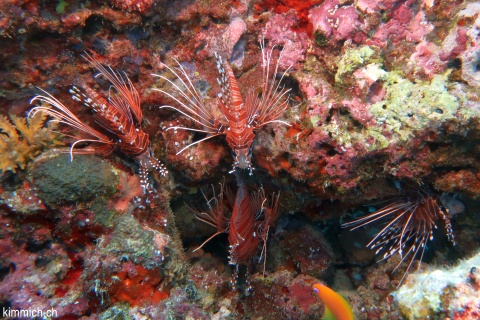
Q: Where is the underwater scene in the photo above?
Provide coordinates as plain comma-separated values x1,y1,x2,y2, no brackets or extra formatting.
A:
1,0,480,319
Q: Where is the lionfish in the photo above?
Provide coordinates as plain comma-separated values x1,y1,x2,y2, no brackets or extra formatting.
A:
29,53,168,192
152,40,291,173
190,172,281,289
341,188,455,283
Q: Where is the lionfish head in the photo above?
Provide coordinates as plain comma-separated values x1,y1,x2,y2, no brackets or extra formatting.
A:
233,147,252,171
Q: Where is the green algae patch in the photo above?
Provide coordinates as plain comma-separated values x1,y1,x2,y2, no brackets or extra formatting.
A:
314,72,466,153
335,45,376,84
105,214,160,268
370,74,460,143
314,30,329,47
56,0,69,14
32,153,118,205
99,303,134,320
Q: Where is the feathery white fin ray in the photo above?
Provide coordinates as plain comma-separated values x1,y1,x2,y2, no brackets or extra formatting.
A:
152,60,218,131
247,40,291,128
82,52,142,123
341,190,456,285
29,88,115,161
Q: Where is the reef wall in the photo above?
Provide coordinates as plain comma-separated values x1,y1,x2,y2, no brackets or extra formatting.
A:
1,0,480,319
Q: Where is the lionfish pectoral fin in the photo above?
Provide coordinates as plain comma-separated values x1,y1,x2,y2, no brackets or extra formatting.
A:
172,132,224,155
136,151,169,194
193,231,224,252
30,88,115,157
259,224,270,276
153,60,218,131
258,119,292,127
138,160,150,194
148,154,168,177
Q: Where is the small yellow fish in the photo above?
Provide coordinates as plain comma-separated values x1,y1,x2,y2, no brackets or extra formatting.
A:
312,283,355,320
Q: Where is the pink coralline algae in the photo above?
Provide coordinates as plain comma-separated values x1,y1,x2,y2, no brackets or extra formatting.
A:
2,0,480,318
222,17,247,56
439,27,469,61
110,0,156,14
0,213,89,317
356,0,404,14
339,98,374,127
165,0,242,24
241,271,324,319
309,1,363,43
267,222,334,279
460,43,480,88
298,73,332,101
113,173,144,212
262,12,310,69
408,42,447,78
371,6,433,48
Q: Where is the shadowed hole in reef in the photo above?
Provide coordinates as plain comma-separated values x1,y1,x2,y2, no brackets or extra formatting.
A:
428,142,441,151
338,107,365,129
325,107,335,123
91,37,109,55
185,233,230,265
35,256,53,268
171,191,232,264
25,239,52,253
0,262,12,281
0,300,11,312
82,15,104,36
278,74,302,102
318,143,338,156
230,35,247,64
446,58,461,70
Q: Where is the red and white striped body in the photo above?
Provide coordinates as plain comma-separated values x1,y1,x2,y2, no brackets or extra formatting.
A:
216,55,256,171
227,175,259,266
154,40,291,174
30,53,168,194
70,85,150,157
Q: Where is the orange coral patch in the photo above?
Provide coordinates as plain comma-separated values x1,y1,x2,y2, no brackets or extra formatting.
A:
279,157,291,170
109,265,168,306
285,124,302,139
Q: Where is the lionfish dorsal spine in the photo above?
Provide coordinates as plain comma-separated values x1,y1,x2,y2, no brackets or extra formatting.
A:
82,52,143,124
215,53,244,113
215,52,227,105
70,84,149,157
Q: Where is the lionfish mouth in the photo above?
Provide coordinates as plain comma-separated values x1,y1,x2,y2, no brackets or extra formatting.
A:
233,148,252,170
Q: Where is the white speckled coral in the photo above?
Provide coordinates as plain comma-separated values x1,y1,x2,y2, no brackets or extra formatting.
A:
393,251,480,319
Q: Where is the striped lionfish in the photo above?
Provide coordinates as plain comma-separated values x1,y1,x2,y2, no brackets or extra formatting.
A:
190,172,281,289
342,188,455,283
152,40,291,174
29,53,168,193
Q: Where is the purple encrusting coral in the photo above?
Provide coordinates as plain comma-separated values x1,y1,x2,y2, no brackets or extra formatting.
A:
1,0,480,319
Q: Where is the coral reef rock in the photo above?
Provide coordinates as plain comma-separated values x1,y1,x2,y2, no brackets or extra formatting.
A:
394,251,480,319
